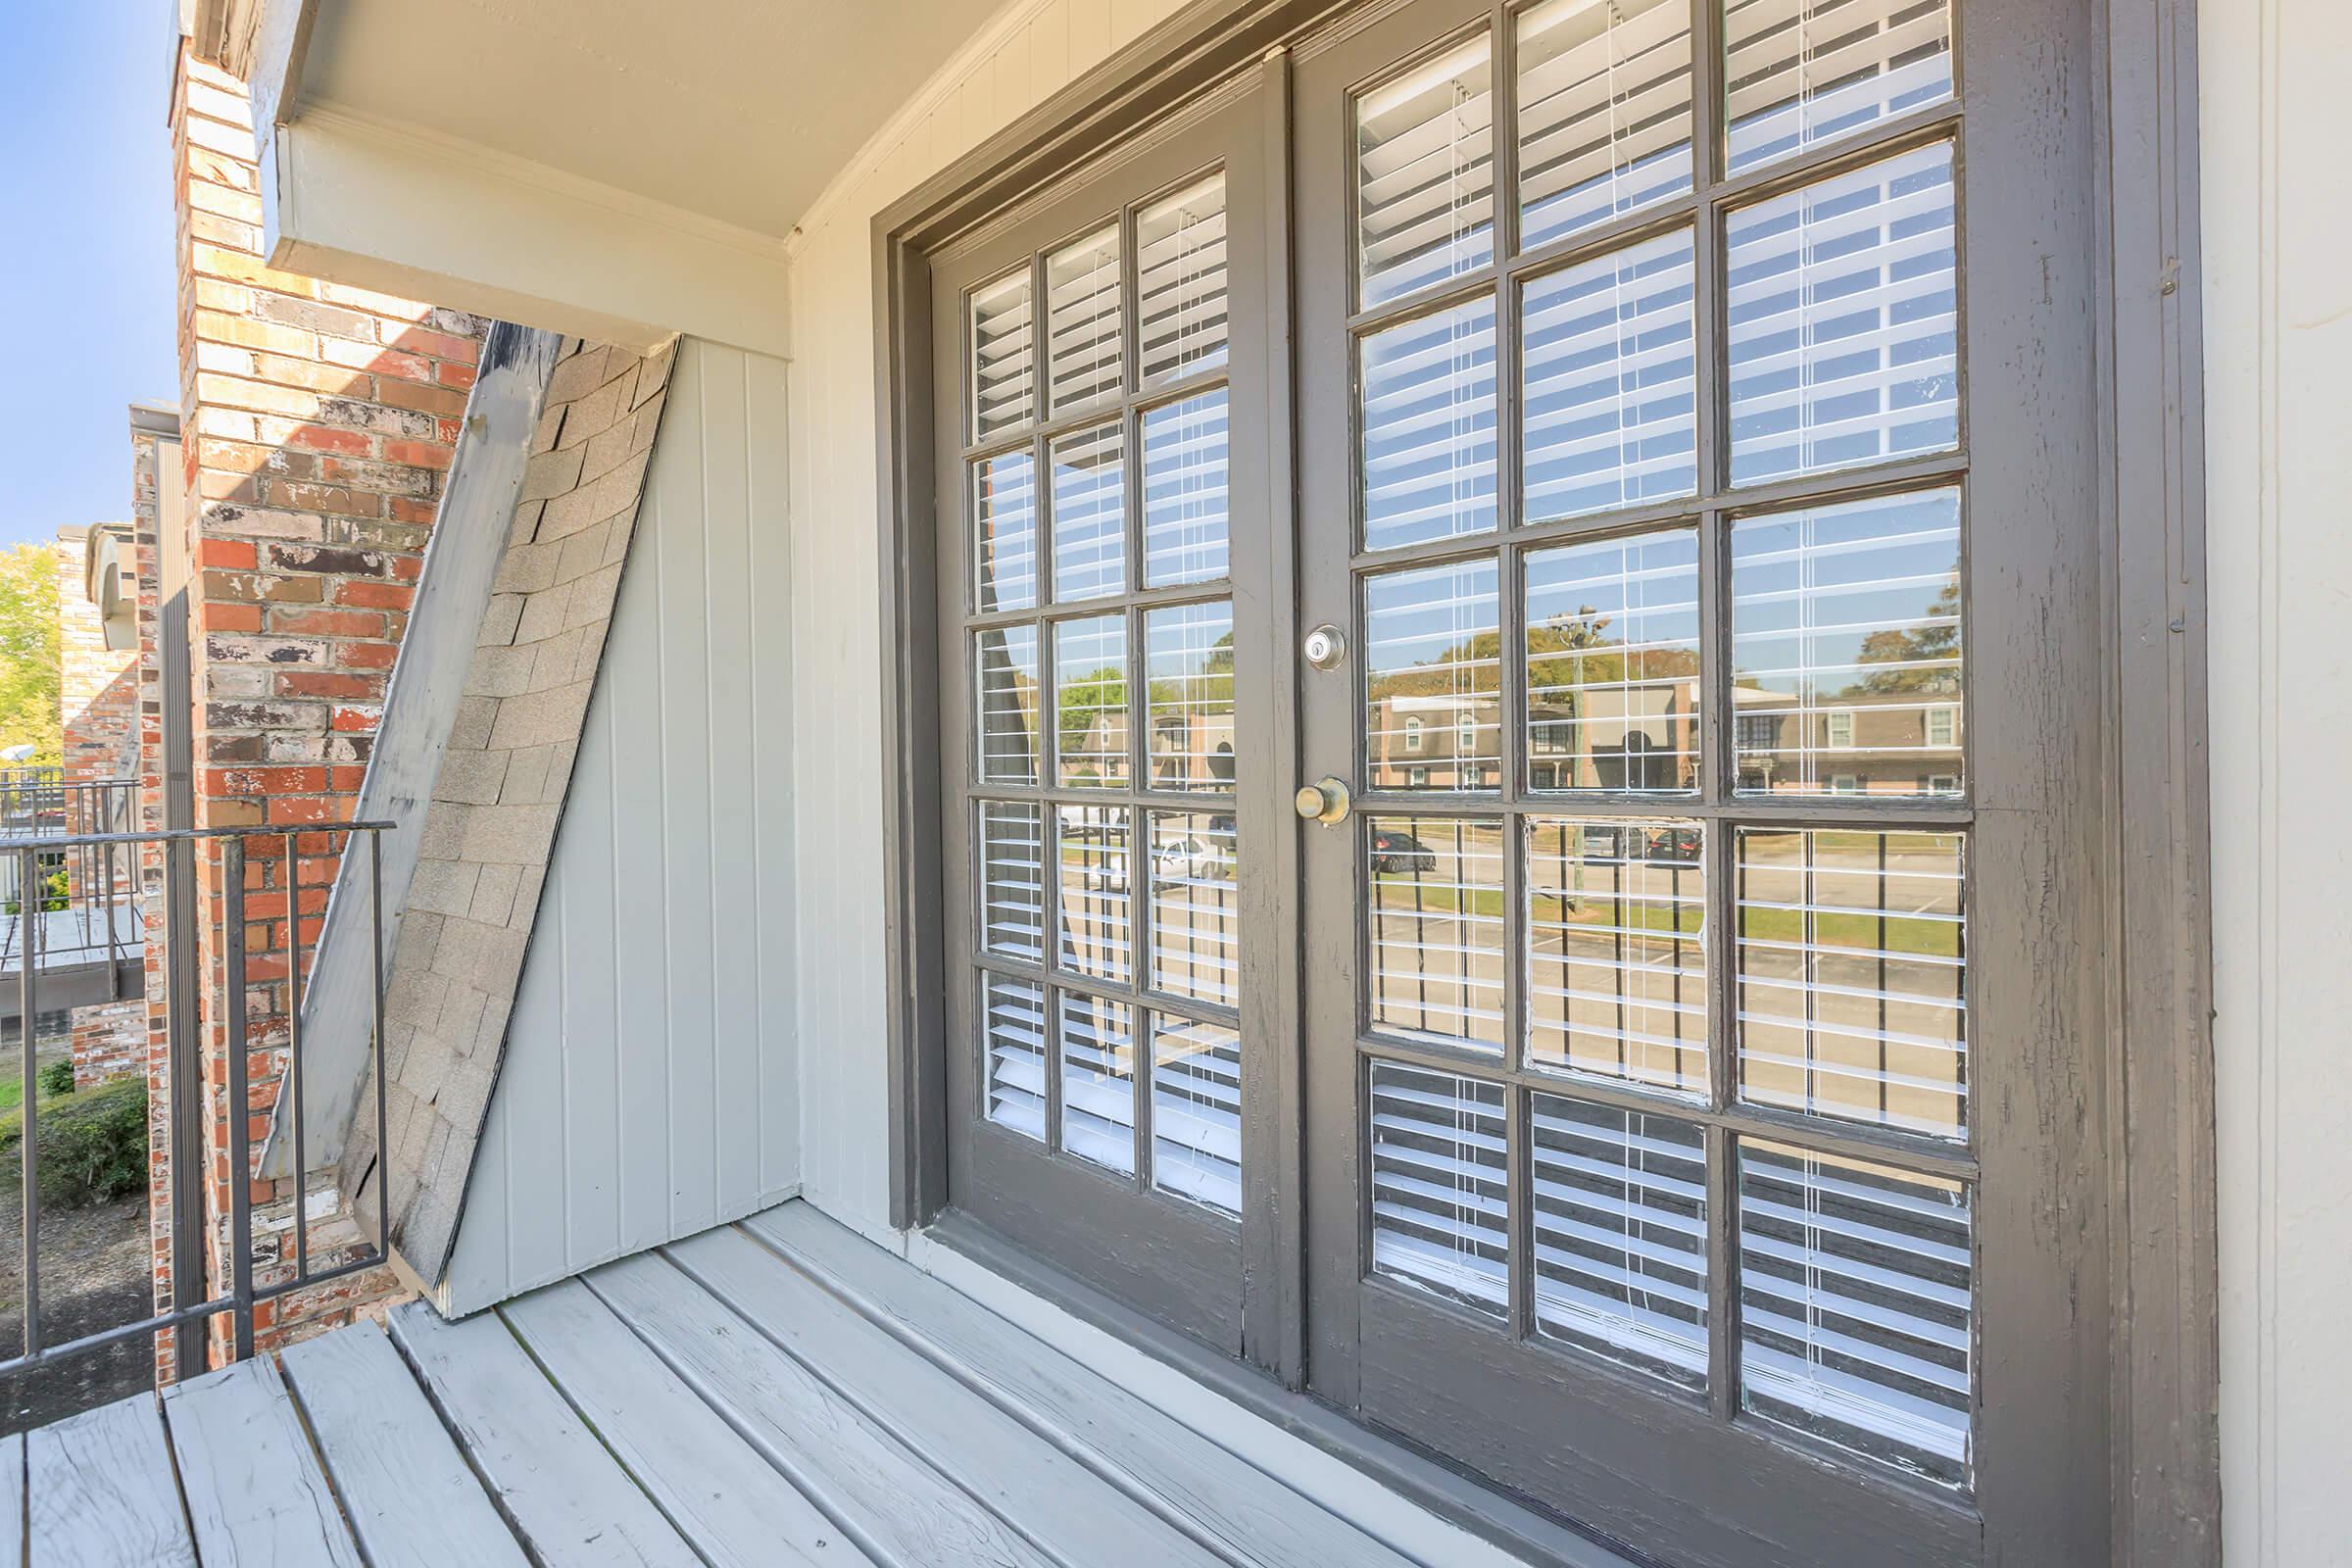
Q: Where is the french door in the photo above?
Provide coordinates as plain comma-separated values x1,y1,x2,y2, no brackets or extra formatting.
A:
931,0,2104,1559
932,82,1281,1352
1290,0,2098,1563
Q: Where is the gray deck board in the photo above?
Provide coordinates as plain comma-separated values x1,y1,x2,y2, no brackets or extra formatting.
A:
0,1431,23,1568
10,1197,1542,1568
502,1278,876,1568
279,1318,529,1568
586,1250,1060,1568
748,1202,1427,1568
24,1394,195,1568
669,1225,1234,1568
161,1355,362,1567
388,1298,701,1567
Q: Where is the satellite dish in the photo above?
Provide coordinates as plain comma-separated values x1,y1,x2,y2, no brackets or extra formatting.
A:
0,745,34,763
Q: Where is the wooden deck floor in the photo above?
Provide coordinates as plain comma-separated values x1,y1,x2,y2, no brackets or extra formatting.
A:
0,1200,1502,1568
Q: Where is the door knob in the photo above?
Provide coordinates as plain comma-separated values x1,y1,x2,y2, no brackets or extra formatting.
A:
1294,776,1350,825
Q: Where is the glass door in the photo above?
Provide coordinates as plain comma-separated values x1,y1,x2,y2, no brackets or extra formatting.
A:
1289,0,2090,1560
932,82,1278,1353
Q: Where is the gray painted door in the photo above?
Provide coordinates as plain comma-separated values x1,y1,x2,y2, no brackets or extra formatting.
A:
932,81,1281,1352
1292,0,2107,1563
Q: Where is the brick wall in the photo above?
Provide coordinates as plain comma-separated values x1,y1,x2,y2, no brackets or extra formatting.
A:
53,526,140,787
162,47,485,1369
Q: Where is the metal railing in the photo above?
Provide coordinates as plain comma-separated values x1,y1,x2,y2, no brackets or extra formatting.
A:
0,820,392,1380
0,773,143,994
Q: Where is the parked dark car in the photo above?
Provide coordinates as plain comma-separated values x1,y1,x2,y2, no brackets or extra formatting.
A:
1370,827,1436,875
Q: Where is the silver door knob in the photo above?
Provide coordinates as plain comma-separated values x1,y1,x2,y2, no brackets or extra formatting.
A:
1294,776,1350,824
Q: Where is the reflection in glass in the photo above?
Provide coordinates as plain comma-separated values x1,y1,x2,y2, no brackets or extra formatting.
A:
1145,602,1237,791
1725,0,1954,176
1369,1061,1509,1317
1735,827,1967,1138
981,971,1047,1141
1517,0,1693,252
1045,223,1123,413
1366,560,1500,792
977,801,1044,961
1526,819,1706,1096
1051,423,1125,602
1521,230,1696,521
974,625,1039,784
1366,815,1506,1053
1143,389,1231,585
1356,33,1495,308
1138,173,1230,387
1532,1094,1708,1389
1152,1015,1242,1215
1526,529,1701,792
972,450,1038,613
969,268,1034,440
1053,614,1128,788
1726,140,1957,485
1731,487,1962,796
1055,804,1131,986
1149,811,1238,1007
1361,296,1498,553
1739,1141,1972,1486
1058,991,1137,1174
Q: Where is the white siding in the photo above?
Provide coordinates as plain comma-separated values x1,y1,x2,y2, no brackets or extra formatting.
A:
442,337,798,1313
789,0,1192,1238
2204,3,2352,1563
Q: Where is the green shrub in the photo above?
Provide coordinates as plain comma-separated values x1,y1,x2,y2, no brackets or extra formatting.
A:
36,1057,74,1099
0,1078,147,1206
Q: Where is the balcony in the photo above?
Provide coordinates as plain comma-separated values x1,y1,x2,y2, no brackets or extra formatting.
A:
0,771,142,1025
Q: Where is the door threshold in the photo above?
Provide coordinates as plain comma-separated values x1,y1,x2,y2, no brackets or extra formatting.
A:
917,1208,1649,1568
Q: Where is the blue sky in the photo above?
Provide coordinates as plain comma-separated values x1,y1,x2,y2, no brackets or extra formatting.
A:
2,3,179,550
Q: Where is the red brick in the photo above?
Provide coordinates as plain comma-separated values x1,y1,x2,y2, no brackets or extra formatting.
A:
197,539,258,569
271,608,384,638
387,326,481,366
335,579,413,611
274,670,382,701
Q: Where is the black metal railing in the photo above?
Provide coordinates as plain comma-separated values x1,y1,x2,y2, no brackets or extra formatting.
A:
0,773,143,999
0,820,391,1381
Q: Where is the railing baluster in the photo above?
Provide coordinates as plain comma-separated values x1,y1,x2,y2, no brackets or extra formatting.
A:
287,830,307,1285
370,831,389,1261
18,845,40,1360
223,836,254,1363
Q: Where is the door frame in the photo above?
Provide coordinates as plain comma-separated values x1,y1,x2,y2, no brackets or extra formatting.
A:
867,0,2218,1556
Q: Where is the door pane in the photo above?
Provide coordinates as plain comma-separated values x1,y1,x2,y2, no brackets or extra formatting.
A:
1526,528,1702,792
1365,559,1501,791
1367,815,1506,1053
978,801,1045,961
1734,827,1967,1138
1059,992,1139,1174
1521,228,1697,522
1738,1141,1972,1486
1046,224,1124,413
1726,139,1957,485
969,269,1035,440
1053,614,1130,788
1144,601,1237,790
972,450,1038,612
1526,819,1707,1096
1516,0,1693,252
1051,423,1127,602
1138,173,1231,386
1730,486,1963,797
1369,1061,1510,1317
1361,296,1498,552
982,972,1048,1141
1724,0,1954,176
1357,33,1495,308
1055,804,1133,985
1153,1015,1244,1215
975,625,1040,784
1142,389,1232,585
1531,1094,1708,1389
1148,810,1239,1006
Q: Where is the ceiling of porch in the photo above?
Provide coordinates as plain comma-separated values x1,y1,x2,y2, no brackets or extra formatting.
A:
296,0,1007,239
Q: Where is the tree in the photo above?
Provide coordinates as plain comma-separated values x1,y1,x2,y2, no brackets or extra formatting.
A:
0,544,61,766
1853,574,1963,695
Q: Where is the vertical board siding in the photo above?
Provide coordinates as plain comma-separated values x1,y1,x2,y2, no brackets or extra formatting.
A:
790,0,1185,1237
444,338,798,1314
